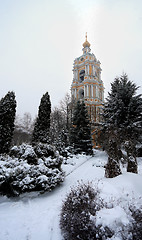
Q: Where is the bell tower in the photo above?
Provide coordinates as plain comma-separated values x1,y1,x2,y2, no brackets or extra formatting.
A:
71,33,104,147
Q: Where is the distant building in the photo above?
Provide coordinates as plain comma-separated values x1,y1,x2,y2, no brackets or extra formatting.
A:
71,33,104,148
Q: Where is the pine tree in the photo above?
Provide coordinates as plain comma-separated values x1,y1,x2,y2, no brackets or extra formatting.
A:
70,101,93,155
32,92,51,144
0,91,16,154
104,73,142,175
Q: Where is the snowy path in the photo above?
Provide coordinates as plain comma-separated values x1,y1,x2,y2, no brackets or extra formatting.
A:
1,151,142,240
65,155,93,176
0,151,106,240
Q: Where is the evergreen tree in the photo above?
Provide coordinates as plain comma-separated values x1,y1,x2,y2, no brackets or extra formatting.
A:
104,73,142,140
32,92,51,144
70,101,93,155
0,91,16,154
103,73,142,175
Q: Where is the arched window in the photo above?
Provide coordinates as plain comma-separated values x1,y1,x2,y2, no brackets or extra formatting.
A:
79,70,85,82
78,88,84,99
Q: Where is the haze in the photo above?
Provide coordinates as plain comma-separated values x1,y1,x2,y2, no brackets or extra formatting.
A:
0,0,142,117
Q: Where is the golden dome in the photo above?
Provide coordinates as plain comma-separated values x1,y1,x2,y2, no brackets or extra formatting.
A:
83,32,91,48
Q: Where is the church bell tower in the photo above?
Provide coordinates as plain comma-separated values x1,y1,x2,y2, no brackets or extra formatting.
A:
71,33,104,147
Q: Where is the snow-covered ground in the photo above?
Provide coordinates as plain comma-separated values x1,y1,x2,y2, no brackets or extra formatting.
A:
0,150,142,240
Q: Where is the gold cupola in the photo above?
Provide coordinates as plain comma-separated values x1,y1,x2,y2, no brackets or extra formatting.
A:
83,32,91,48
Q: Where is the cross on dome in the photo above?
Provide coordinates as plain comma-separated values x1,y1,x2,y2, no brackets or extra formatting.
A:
85,32,87,41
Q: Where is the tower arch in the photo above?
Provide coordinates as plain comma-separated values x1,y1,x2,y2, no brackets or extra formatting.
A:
78,88,84,99
79,69,85,82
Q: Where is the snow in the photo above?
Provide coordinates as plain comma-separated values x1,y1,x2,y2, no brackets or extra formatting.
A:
0,150,142,240
96,206,130,228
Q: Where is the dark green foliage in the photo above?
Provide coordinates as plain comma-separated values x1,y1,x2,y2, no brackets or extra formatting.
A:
0,91,16,154
103,74,142,175
32,92,51,144
104,73,142,143
0,143,64,197
70,101,93,155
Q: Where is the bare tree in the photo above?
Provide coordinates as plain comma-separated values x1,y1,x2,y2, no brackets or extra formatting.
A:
22,112,33,133
12,112,35,145
59,93,71,130
49,93,71,155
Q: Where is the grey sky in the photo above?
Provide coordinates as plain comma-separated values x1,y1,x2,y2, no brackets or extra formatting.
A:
0,0,142,118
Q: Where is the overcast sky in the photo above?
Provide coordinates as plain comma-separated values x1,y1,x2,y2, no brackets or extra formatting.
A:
0,0,142,118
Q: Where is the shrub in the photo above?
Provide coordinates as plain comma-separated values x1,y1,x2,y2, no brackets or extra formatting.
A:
130,205,142,239
60,182,142,240
60,182,97,240
34,143,63,169
10,144,38,164
0,143,64,197
60,182,114,240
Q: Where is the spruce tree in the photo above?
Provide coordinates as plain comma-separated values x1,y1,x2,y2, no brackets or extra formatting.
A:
32,92,51,144
0,91,16,154
70,101,93,155
104,73,142,175
104,74,142,139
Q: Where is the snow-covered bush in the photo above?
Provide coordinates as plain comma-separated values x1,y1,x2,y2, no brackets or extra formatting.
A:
60,182,142,240
10,144,38,164
60,182,97,240
60,182,115,240
0,144,64,197
129,205,142,239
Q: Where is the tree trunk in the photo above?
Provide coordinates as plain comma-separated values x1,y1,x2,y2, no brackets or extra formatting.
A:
125,141,138,174
105,157,122,178
105,139,122,178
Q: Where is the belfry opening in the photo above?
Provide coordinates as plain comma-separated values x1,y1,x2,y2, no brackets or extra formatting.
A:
71,33,104,148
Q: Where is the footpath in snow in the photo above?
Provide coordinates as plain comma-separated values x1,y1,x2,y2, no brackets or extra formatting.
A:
0,150,142,240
